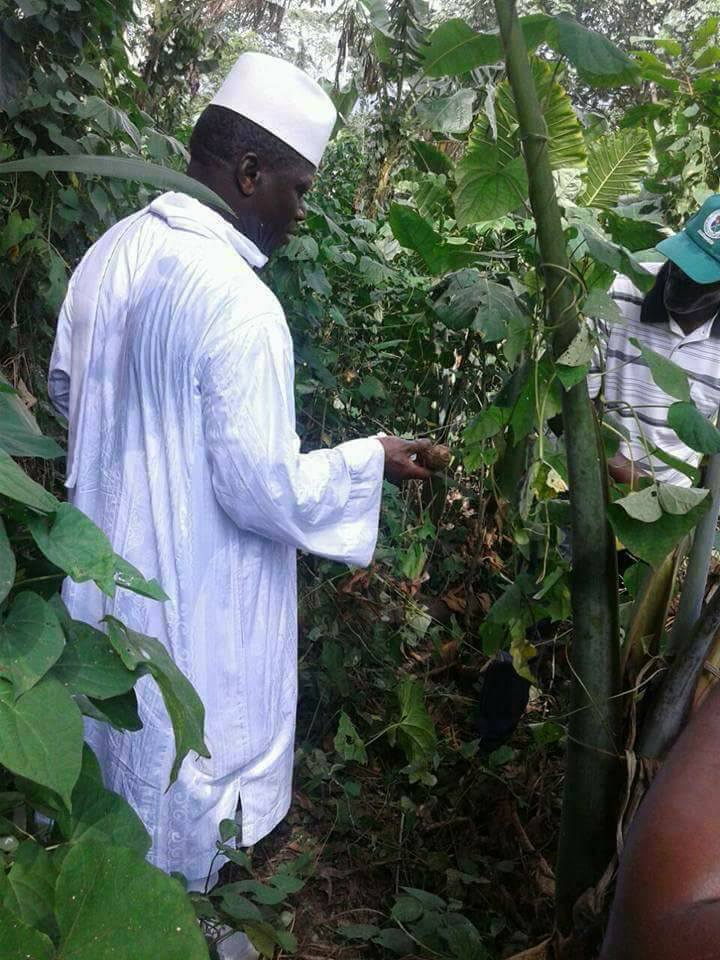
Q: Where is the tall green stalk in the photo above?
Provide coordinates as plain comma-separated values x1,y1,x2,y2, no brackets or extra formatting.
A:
639,586,720,758
493,0,622,931
668,452,720,653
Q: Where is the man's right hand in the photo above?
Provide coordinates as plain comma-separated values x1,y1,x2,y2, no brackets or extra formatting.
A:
608,452,647,488
378,437,434,483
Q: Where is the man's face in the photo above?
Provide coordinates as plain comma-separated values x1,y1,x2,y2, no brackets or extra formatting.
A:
664,261,720,319
237,157,315,256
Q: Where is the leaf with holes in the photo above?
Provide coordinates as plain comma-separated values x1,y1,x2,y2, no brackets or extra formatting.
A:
556,324,594,367
395,679,437,765
608,497,710,567
334,711,368,764
615,486,662,523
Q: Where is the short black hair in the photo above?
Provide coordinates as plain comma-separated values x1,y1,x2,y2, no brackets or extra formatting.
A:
189,104,314,174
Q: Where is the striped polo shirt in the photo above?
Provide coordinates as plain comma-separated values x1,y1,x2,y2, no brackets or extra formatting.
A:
588,265,720,487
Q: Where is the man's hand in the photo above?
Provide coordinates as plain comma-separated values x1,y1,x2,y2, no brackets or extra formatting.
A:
379,437,434,483
608,452,647,488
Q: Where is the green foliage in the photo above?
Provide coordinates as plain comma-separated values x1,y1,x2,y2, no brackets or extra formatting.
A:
0,368,209,954
579,129,652,209
0,0,717,954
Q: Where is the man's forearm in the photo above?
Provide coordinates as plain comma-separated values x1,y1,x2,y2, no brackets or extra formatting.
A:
601,682,720,959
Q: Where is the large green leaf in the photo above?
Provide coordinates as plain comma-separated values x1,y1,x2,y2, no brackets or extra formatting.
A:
628,337,691,402
668,401,720,454
580,227,655,292
549,14,640,86
578,129,651,209
433,269,526,339
0,676,83,807
388,204,446,273
394,679,437,764
454,137,528,226
55,840,209,960
105,618,209,784
657,484,709,516
0,156,233,215
51,620,137,700
4,841,56,934
0,903,54,960
0,592,65,698
28,503,116,596
388,203,475,274
603,211,667,253
55,747,150,857
334,711,368,764
411,140,453,175
615,486,662,523
415,88,475,134
496,59,586,172
388,204,473,274
608,497,709,567
422,14,552,77
0,450,58,513
0,517,16,604
112,555,168,602
0,382,64,459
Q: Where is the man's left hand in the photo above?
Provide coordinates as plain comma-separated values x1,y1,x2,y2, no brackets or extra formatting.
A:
379,437,434,483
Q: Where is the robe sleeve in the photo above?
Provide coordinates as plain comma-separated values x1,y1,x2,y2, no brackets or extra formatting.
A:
48,277,75,419
198,308,385,566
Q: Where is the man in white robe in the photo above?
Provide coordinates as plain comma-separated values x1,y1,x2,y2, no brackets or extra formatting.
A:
48,51,429,918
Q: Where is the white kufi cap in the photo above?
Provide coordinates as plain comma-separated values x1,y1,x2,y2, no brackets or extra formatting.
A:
210,52,337,168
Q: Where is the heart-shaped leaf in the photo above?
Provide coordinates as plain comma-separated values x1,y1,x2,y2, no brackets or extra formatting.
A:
55,840,210,959
0,591,65,698
0,676,82,806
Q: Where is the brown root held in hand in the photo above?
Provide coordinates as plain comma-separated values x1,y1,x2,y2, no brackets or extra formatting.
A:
417,444,452,472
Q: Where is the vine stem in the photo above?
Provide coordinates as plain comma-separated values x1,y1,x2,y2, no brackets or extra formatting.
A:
493,0,623,932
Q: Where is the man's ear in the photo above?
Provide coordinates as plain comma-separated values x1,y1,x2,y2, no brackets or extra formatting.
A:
236,152,259,196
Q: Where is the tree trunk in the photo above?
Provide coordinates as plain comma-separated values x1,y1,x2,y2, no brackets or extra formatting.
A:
493,0,622,933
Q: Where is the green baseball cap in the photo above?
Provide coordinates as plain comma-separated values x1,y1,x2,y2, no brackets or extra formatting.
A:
656,194,720,284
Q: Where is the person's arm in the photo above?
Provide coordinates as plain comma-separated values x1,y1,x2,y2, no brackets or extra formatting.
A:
601,681,720,960
48,277,75,419
607,451,648,487
199,309,429,565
